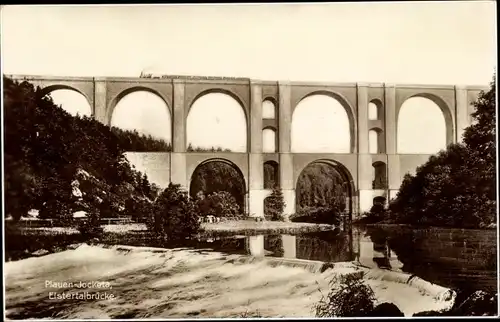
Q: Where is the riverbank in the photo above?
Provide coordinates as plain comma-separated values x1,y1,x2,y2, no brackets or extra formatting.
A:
353,219,497,230
4,244,454,319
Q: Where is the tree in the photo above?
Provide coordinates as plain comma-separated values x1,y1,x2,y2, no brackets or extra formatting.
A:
264,186,286,221
3,76,167,226
146,183,200,243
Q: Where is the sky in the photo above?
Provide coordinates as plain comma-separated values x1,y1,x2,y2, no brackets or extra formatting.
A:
1,2,497,154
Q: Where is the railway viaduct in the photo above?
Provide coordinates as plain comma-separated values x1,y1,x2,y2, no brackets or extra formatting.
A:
8,74,487,219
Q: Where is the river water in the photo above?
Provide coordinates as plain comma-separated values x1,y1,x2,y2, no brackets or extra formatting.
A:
4,224,497,319
190,225,498,293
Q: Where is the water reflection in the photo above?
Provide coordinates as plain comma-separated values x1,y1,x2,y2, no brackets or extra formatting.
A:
364,225,497,293
193,225,497,292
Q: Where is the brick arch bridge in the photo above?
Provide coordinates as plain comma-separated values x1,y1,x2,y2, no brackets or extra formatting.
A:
8,74,487,218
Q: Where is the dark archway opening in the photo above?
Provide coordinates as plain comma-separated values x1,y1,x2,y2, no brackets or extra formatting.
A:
189,160,246,214
372,162,388,189
294,161,353,225
373,196,386,206
263,161,280,189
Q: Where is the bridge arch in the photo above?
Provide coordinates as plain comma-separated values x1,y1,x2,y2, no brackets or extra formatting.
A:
292,91,356,153
369,127,385,154
262,126,278,153
369,99,383,121
187,91,248,152
109,88,172,143
397,93,452,154
107,86,172,125
263,160,280,189
42,85,93,117
187,88,248,121
295,159,356,217
262,98,277,119
372,161,388,190
189,157,247,212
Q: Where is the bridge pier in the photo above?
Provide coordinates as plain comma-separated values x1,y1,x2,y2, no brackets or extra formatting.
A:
170,153,188,191
93,78,108,124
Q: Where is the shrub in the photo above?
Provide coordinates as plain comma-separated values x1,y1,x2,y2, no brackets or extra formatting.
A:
196,191,241,218
146,183,200,243
127,197,154,223
76,211,104,238
290,206,342,225
264,186,286,221
315,272,376,317
359,203,388,224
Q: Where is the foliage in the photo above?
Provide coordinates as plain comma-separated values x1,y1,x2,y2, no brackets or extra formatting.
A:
264,186,286,221
290,206,343,226
76,212,104,237
315,272,376,317
372,176,388,189
146,183,201,243
263,162,279,189
186,143,231,152
3,76,159,225
195,191,241,218
360,202,388,224
126,197,155,223
110,126,171,152
190,161,245,211
295,163,349,224
264,235,284,257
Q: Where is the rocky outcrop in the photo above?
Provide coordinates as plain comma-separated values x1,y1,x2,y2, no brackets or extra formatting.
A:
367,302,405,317
413,290,498,317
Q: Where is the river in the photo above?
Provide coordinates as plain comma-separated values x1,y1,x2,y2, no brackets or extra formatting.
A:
4,224,497,318
190,225,497,293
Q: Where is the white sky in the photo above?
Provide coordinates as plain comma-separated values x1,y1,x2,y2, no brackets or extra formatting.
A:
1,3,496,153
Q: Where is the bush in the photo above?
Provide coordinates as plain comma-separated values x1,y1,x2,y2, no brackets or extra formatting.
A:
315,272,376,317
196,191,241,218
76,212,104,238
290,206,342,225
359,203,388,224
127,197,154,223
264,186,286,221
146,183,201,243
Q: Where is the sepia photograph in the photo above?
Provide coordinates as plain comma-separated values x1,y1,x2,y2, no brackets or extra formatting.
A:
1,1,498,319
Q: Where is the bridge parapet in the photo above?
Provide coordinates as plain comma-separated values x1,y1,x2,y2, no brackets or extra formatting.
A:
4,74,488,91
